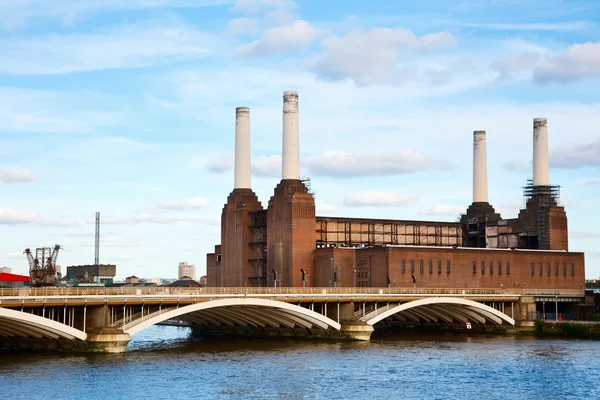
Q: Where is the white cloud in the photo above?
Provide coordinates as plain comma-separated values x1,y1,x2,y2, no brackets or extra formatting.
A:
457,21,591,32
578,179,600,186
0,208,79,226
236,20,320,57
344,191,415,207
0,22,220,75
316,203,341,215
304,150,447,178
312,28,457,85
0,209,41,225
0,87,121,134
253,155,281,177
419,204,465,217
207,155,234,172
535,41,600,83
551,139,600,168
101,213,218,225
503,159,528,172
232,0,295,13
0,168,38,183
491,52,541,81
1,0,232,28
225,17,259,36
157,197,210,209
571,232,600,238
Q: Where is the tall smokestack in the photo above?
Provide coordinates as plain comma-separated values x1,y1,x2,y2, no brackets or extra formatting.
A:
282,90,300,180
234,106,251,189
533,117,549,186
473,130,488,203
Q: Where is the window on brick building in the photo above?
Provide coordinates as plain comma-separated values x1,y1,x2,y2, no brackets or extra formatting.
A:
555,263,558,276
539,263,543,277
507,262,510,275
547,263,551,277
482,261,486,275
571,264,575,277
411,260,415,273
446,260,451,273
531,263,535,276
402,259,406,274
490,262,493,275
420,260,424,274
498,261,502,275
438,260,442,274
563,263,567,276
473,261,477,274
429,260,433,274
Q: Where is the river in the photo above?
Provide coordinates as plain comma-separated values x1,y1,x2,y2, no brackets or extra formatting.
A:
1,326,599,400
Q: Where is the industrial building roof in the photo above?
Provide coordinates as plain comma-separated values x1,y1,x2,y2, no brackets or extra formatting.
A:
0,272,30,282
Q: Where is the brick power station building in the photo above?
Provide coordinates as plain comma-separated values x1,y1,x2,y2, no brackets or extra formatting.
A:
207,91,585,291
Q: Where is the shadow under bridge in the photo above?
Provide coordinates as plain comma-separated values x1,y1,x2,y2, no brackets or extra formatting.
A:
123,297,342,338
363,297,516,330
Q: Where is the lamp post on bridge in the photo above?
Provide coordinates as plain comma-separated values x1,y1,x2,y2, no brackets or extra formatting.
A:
272,269,277,293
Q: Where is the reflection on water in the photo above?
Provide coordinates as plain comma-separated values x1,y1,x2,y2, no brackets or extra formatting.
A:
1,326,599,400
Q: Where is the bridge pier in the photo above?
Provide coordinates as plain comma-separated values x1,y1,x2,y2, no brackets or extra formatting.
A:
85,328,131,353
340,322,374,341
84,305,131,353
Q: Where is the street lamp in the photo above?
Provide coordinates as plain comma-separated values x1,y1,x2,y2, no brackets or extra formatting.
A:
300,268,306,288
272,269,277,292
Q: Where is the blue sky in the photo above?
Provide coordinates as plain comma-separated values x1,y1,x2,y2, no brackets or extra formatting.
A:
1,0,599,280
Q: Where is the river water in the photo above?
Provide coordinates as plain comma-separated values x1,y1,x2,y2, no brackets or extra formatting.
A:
1,326,599,400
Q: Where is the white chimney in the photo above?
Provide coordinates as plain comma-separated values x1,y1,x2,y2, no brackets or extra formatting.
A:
533,117,550,186
234,106,251,189
473,130,488,203
282,90,300,180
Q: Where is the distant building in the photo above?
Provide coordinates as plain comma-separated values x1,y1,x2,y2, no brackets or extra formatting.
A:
145,278,162,285
0,267,11,274
125,275,139,284
199,275,207,287
66,264,116,286
171,276,202,287
178,262,196,280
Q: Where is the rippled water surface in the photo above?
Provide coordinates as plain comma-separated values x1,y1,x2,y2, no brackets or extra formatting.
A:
1,326,599,400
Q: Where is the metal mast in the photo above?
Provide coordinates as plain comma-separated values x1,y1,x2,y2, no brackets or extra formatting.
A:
94,212,100,280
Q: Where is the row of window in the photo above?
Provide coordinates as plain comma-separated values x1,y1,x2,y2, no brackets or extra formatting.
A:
472,261,511,276
530,263,575,277
401,259,451,274
398,260,577,278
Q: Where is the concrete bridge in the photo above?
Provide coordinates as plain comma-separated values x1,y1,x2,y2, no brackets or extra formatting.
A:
0,287,584,352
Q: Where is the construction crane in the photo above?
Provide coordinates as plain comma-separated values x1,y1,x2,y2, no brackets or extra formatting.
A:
23,245,61,287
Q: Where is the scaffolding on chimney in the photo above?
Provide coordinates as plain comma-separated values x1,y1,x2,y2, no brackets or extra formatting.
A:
522,179,561,250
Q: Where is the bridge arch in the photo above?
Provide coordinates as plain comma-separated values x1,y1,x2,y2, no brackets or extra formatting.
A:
0,307,87,341
124,298,342,336
366,297,515,327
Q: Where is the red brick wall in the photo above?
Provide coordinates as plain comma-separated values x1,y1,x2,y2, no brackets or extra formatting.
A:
314,248,356,287
221,189,263,287
267,180,316,287
315,246,585,290
548,206,568,251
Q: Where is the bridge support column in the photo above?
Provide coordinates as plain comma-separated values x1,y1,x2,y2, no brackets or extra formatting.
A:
85,328,131,353
340,322,374,341
84,305,131,353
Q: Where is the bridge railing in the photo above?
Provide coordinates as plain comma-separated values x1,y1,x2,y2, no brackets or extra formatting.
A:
0,287,585,298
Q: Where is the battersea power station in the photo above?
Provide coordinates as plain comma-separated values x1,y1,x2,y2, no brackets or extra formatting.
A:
207,91,585,291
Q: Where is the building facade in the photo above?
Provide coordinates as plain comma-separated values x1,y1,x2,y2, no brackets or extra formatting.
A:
207,92,584,290
178,262,196,281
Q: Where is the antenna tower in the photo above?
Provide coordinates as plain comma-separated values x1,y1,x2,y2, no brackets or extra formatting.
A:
94,212,100,280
